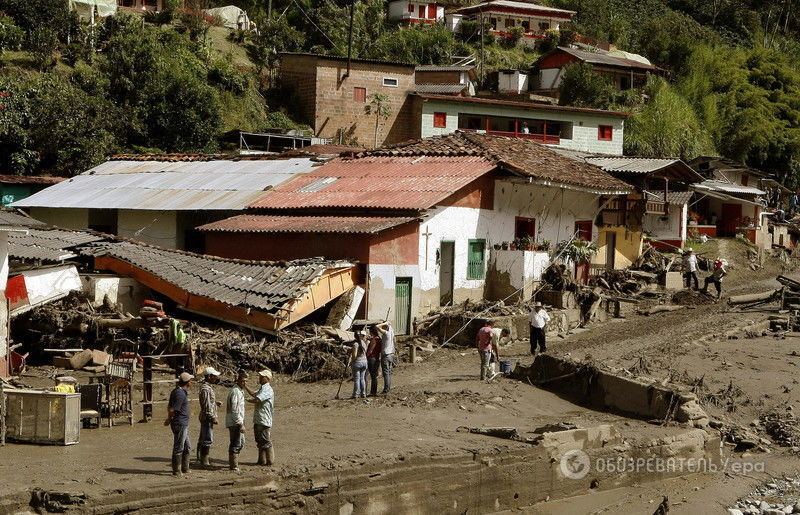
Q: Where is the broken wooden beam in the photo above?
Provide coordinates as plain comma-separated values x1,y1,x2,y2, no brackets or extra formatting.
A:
638,304,687,316
728,290,779,306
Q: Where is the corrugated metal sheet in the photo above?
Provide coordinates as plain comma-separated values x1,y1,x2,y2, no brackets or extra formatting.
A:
9,228,106,262
198,215,417,234
0,209,45,227
645,190,694,205
693,180,766,196
414,84,468,95
250,156,496,210
554,46,662,71
11,158,318,210
586,157,680,174
80,241,354,312
456,0,575,15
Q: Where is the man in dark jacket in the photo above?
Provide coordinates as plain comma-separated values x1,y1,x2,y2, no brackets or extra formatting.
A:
165,372,194,477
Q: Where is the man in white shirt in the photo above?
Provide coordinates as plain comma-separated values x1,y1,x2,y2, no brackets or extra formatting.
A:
529,302,550,354
225,370,247,471
683,248,699,290
375,322,395,394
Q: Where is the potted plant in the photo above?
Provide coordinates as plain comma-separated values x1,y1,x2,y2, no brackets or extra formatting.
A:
687,211,701,225
493,243,502,250
538,239,551,252
555,239,598,263
510,239,518,250
522,235,536,250
501,241,509,250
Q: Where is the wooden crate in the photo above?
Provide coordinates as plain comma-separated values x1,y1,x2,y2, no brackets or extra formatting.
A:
4,389,80,445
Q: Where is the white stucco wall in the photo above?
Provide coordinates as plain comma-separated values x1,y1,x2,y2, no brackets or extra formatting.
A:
642,203,687,245
30,207,89,230
365,180,602,321
539,68,562,90
419,99,625,155
492,180,600,245
117,209,178,249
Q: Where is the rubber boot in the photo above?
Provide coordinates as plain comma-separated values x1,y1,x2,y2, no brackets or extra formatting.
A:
266,447,274,466
257,449,267,466
171,455,182,478
229,452,239,472
200,447,211,469
181,451,190,474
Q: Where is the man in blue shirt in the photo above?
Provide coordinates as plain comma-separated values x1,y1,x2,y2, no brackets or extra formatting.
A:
164,372,194,477
245,369,274,466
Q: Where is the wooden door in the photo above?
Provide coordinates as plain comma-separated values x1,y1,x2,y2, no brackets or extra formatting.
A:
720,203,742,237
605,231,616,270
439,241,454,306
394,277,412,335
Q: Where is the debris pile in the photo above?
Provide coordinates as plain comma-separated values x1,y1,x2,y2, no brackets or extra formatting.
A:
728,473,800,515
761,411,800,449
671,289,716,305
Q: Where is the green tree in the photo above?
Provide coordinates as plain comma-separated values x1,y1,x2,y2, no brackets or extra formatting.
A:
625,78,716,159
246,15,305,73
557,62,616,109
364,93,390,149
0,16,23,58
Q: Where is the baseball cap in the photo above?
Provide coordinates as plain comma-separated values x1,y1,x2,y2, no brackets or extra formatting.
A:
258,369,273,380
204,366,221,376
178,372,194,383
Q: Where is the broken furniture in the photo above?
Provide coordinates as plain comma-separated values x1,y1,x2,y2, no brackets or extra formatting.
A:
101,361,134,427
3,389,80,445
141,353,191,422
77,383,102,428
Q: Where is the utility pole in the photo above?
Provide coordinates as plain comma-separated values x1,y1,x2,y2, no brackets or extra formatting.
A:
268,0,273,20
346,1,355,78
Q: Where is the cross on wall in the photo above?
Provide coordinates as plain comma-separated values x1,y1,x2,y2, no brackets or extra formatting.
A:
422,226,433,270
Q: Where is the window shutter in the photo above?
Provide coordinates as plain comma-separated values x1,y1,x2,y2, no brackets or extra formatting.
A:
427,4,436,18
433,112,447,128
467,240,486,280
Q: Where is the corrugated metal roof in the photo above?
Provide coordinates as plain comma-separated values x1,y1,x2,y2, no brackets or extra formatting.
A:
9,228,106,262
250,156,497,210
693,180,766,196
280,52,415,68
553,47,662,71
416,65,475,72
0,209,45,227
197,215,417,234
12,158,318,211
415,94,632,117
0,175,65,185
585,157,681,173
645,190,694,205
80,241,353,312
414,83,469,95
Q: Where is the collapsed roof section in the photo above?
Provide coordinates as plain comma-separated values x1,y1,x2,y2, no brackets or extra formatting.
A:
8,227,361,333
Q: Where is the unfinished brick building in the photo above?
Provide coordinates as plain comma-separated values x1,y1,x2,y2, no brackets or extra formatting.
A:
279,53,417,148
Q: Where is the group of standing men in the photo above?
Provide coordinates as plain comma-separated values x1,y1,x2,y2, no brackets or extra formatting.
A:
165,366,275,477
348,321,395,398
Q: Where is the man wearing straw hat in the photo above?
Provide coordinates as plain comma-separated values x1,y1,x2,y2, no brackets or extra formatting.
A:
529,302,550,354
197,366,222,469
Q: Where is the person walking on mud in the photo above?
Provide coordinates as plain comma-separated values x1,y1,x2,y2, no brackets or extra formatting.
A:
529,302,550,354
701,258,728,299
226,370,248,472
374,321,395,394
197,367,222,469
366,326,382,396
245,369,274,466
683,248,699,290
165,372,194,477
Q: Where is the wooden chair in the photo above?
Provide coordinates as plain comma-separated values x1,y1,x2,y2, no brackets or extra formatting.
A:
77,383,102,429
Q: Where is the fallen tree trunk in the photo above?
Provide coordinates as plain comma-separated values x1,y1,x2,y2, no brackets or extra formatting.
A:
728,290,779,306
638,304,686,316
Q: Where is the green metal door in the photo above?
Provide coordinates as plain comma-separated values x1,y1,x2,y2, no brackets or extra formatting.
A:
394,277,412,335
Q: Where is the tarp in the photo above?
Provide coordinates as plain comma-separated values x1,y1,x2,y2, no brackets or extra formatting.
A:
203,5,250,29
69,0,117,19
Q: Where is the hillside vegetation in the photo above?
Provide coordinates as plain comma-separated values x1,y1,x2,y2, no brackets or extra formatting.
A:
2,0,800,186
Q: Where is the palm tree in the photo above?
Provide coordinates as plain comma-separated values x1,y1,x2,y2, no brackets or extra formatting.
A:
364,93,391,148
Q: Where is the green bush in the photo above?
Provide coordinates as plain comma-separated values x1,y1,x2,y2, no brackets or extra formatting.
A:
0,15,23,56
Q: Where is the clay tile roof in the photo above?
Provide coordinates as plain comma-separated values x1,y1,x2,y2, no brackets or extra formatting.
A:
361,132,632,193
280,144,365,158
197,215,417,234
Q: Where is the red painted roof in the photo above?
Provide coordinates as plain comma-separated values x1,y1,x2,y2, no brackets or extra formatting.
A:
249,156,496,210
197,215,417,234
416,94,632,117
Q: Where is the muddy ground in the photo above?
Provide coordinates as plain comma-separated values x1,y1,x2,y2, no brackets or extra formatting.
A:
2,238,800,514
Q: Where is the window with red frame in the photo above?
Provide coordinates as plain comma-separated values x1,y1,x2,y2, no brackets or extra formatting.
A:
598,125,613,141
418,5,425,17
353,87,366,103
427,4,436,18
408,2,414,12
433,112,447,128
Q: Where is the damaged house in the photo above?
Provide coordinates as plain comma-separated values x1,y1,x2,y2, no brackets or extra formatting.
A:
198,133,638,332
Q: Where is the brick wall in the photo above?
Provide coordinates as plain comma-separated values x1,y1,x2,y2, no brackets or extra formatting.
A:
278,55,319,128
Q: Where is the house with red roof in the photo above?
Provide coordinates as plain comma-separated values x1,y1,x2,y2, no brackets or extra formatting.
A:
198,133,654,332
